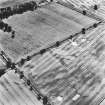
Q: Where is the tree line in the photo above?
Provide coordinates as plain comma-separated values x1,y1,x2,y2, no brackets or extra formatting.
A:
0,1,38,20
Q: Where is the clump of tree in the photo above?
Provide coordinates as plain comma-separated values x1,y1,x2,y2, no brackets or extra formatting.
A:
0,20,15,38
0,1,38,20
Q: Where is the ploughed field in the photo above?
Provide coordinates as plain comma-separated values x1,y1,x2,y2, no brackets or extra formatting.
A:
22,23,105,105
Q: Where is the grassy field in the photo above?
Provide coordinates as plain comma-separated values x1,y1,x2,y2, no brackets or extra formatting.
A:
0,2,96,62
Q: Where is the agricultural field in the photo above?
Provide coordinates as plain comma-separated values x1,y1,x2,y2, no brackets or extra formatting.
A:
0,1,96,61
0,0,105,105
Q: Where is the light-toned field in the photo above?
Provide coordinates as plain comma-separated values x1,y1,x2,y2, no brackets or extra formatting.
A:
22,22,105,105
0,71,42,105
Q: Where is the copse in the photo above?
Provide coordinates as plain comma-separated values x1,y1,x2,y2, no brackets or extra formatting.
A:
0,7,12,19
0,20,15,38
0,1,38,20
